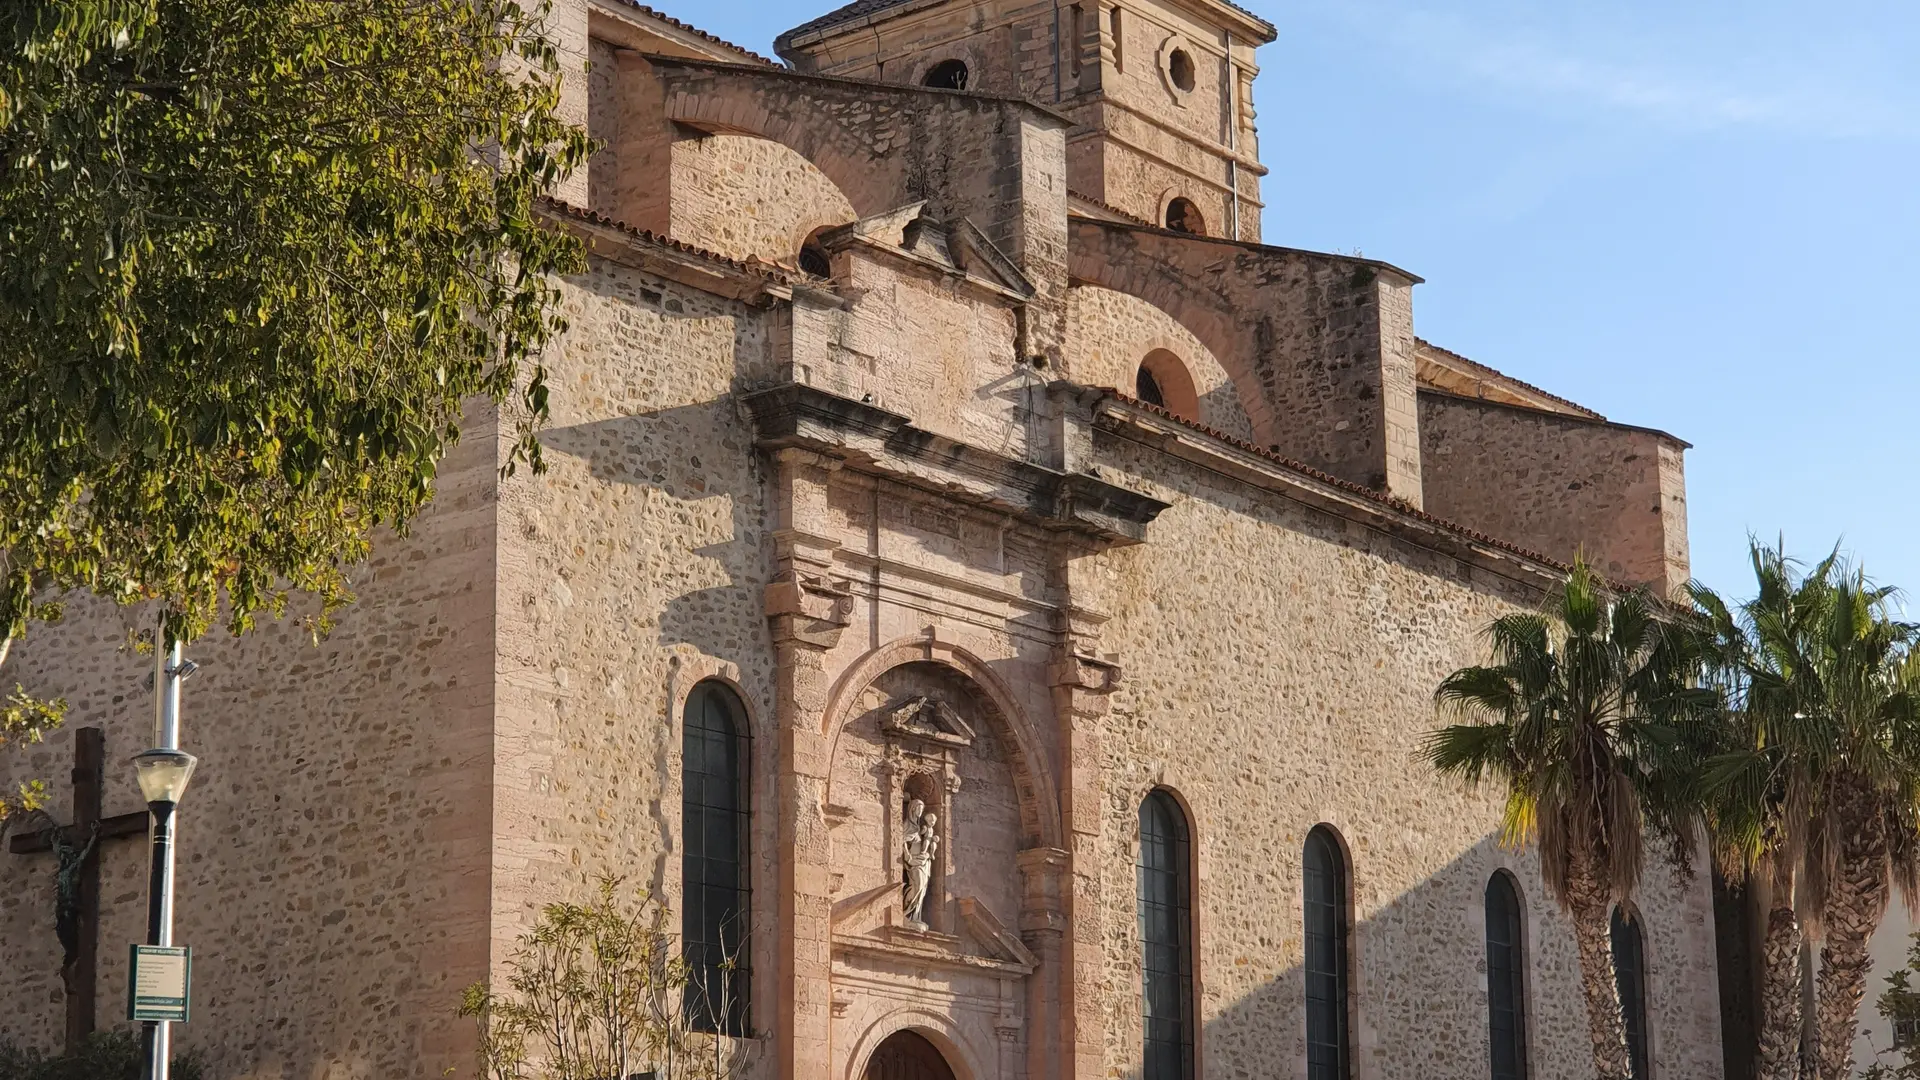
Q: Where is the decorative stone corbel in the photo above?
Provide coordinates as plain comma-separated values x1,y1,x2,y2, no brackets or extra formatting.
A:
764,570,854,650
1050,650,1122,696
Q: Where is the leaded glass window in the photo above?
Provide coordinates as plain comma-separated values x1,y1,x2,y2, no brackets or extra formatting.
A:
1485,872,1529,1080
1138,791,1194,1080
683,681,750,1035
1304,826,1351,1080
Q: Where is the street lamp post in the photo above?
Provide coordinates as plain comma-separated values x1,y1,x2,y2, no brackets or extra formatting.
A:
135,639,197,1080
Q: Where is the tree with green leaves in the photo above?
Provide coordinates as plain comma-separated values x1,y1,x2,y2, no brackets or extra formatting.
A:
1864,931,1920,1079
1692,542,1920,1080
0,0,591,826
1423,558,1711,1080
461,875,756,1080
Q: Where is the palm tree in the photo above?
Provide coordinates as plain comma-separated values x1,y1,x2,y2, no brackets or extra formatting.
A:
1688,546,1820,1080
1692,542,1920,1080
1424,558,1708,1080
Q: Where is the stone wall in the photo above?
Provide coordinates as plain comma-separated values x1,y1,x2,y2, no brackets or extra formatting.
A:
775,0,1269,241
1077,431,1724,1080
670,133,858,267
0,425,503,1079
1064,283,1254,440
1068,218,1423,504
487,252,783,1076
795,245,1034,459
1418,392,1691,595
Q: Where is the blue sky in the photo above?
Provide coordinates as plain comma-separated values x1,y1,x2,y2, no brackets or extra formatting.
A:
685,1,1919,605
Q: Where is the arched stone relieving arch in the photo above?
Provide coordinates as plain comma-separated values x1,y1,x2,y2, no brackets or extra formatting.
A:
643,56,1066,261
1067,216,1426,497
821,634,1064,852
845,1011,986,1080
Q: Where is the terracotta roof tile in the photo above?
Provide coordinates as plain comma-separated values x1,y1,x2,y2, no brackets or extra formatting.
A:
536,197,797,284
1101,390,1575,575
608,2,779,65
1067,189,1156,228
1415,338,1603,420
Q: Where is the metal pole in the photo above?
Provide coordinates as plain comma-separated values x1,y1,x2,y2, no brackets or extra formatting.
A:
141,636,184,1080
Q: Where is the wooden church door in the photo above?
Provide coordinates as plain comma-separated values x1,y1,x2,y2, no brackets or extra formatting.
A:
863,1031,958,1080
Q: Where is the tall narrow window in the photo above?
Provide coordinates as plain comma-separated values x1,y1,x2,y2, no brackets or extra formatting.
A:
1138,791,1194,1080
1069,5,1084,77
1612,906,1650,1079
683,681,750,1035
1485,872,1529,1080
1111,6,1124,71
1303,827,1351,1080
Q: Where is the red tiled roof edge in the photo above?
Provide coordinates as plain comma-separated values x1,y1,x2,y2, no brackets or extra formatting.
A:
1067,189,1156,228
1100,389,1576,576
611,2,779,66
536,196,796,284
1415,338,1603,420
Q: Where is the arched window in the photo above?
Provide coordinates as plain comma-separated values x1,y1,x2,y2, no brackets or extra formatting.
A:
1303,827,1351,1080
1484,872,1529,1080
1138,791,1194,1080
1135,350,1199,420
683,681,750,1035
1136,366,1166,407
799,228,833,278
1612,906,1650,1079
1165,197,1205,236
923,59,969,90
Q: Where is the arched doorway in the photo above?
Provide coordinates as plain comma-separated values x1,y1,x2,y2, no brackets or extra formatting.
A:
864,1030,958,1080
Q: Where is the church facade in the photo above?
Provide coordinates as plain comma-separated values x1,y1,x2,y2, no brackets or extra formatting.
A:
0,2,1724,1079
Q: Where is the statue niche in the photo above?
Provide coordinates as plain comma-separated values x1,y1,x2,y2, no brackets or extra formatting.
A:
826,662,1030,970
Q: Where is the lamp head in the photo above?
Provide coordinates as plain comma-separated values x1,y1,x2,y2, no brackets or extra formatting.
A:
132,749,199,806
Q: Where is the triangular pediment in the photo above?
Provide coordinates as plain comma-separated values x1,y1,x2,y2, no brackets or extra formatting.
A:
881,694,975,748
820,204,1036,299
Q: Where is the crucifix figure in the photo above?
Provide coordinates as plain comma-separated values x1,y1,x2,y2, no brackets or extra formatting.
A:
8,727,149,1054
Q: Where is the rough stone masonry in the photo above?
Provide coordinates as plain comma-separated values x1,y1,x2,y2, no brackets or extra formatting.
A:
0,2,1716,1079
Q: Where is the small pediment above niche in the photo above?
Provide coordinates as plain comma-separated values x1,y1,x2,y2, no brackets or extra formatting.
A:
882,694,975,750
817,204,1037,300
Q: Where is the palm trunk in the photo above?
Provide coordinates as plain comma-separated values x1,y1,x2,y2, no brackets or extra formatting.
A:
1756,896,1804,1080
1567,858,1633,1080
1814,807,1892,1080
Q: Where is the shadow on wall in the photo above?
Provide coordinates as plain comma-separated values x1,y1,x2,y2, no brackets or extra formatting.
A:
1109,832,1714,1080
537,395,767,666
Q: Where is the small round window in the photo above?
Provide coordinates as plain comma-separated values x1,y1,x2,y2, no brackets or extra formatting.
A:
1168,48,1196,93
923,59,969,90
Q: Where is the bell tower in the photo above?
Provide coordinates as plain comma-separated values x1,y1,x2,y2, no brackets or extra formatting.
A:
776,0,1275,241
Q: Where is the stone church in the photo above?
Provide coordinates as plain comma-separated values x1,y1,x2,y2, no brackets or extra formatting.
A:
0,1,1724,1078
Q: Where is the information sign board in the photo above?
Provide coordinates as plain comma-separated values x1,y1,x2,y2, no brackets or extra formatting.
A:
128,945,191,1023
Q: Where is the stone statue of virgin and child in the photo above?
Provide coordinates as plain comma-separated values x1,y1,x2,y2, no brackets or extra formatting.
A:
901,797,939,927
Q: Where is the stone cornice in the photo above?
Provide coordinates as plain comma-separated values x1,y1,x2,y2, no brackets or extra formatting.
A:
742,382,1169,545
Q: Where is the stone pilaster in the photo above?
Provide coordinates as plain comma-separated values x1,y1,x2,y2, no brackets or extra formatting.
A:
766,449,854,1080
1050,580,1122,1080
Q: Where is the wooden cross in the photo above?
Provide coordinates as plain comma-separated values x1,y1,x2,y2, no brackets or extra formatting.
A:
7,727,149,1054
